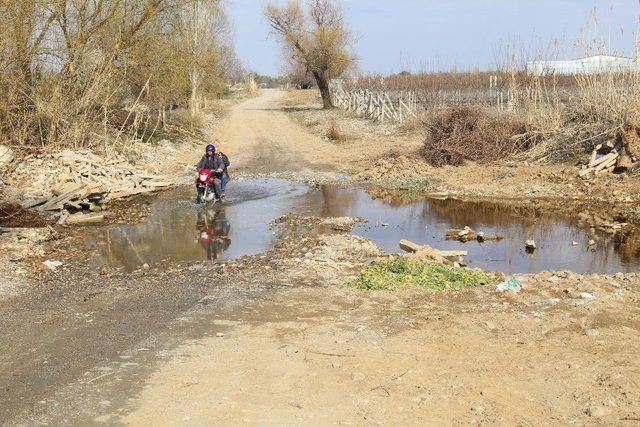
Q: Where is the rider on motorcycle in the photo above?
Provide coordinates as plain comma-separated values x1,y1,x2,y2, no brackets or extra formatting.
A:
196,144,225,200
216,147,230,198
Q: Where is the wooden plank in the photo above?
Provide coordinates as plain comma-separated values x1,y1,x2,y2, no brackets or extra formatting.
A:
22,197,49,209
39,185,85,211
400,239,466,257
594,154,618,173
399,99,418,118
587,151,617,168
64,212,106,225
400,239,423,253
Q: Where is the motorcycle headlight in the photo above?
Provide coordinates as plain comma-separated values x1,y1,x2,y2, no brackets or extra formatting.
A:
199,174,208,181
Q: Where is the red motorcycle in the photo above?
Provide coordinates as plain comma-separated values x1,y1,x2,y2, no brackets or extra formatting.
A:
196,168,216,203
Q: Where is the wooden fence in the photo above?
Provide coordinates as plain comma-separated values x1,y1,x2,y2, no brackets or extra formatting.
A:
331,75,566,117
329,85,418,123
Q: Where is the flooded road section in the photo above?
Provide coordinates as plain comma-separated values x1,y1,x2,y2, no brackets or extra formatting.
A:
89,178,640,274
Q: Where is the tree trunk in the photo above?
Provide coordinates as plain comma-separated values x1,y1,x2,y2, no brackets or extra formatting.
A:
312,71,334,109
190,68,200,115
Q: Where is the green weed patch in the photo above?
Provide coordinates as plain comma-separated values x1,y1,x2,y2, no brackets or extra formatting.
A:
349,257,497,291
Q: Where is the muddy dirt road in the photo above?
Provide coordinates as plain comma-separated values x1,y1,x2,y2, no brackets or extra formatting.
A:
1,90,640,426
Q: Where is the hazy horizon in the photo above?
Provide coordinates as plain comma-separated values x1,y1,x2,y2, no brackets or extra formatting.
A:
227,0,640,76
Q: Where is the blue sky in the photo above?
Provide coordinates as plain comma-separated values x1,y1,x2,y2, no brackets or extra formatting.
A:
226,0,640,75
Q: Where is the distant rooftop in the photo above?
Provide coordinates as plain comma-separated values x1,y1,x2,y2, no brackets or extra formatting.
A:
526,55,639,75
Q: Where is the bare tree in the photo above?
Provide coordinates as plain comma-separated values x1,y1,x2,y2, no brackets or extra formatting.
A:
265,0,354,108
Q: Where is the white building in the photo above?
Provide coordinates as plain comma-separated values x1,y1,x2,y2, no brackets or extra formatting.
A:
526,55,639,76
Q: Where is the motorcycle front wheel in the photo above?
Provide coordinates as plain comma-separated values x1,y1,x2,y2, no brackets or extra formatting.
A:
196,187,205,203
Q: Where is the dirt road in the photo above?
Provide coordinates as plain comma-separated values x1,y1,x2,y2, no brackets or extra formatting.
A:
215,89,335,174
1,90,640,426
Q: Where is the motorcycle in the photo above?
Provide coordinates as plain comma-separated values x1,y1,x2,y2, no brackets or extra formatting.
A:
196,168,217,203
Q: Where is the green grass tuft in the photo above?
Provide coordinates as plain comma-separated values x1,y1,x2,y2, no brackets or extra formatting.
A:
349,257,498,291
387,176,441,193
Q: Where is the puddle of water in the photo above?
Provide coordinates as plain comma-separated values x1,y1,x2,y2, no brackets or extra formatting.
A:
89,178,640,274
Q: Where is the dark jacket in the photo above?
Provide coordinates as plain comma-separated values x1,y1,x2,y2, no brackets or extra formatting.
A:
197,154,224,172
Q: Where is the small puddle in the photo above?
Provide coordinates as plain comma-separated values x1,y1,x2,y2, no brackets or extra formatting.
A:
89,178,640,274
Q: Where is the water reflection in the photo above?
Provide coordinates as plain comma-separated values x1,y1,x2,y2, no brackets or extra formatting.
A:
197,207,231,261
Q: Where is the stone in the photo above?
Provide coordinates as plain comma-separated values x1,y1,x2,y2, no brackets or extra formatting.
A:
183,377,199,386
484,321,497,331
42,260,63,271
580,292,595,300
525,240,536,252
216,332,224,337
0,145,14,170
285,346,299,356
586,405,612,418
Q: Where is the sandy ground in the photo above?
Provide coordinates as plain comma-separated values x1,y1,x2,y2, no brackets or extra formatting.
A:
2,89,640,426
122,279,640,426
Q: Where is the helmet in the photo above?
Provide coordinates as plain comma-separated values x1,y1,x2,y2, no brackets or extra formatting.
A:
206,144,216,153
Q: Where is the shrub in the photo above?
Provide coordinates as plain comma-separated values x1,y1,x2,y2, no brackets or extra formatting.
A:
326,122,347,142
422,107,533,166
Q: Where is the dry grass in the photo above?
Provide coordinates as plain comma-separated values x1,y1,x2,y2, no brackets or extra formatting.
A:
350,71,577,95
0,203,53,228
326,121,347,142
396,117,426,135
352,66,640,164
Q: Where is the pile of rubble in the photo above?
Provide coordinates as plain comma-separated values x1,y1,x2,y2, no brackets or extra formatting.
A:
445,226,503,243
9,150,175,219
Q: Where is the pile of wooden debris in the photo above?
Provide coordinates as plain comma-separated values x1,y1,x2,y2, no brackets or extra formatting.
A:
11,150,175,220
579,123,640,179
